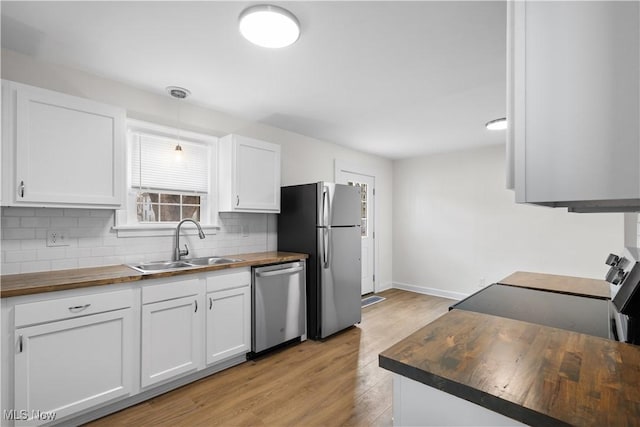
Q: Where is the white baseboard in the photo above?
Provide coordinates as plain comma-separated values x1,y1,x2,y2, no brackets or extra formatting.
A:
392,281,469,301
375,282,393,293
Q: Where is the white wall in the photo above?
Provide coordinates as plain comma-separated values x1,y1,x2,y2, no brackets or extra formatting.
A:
0,48,393,287
393,144,624,298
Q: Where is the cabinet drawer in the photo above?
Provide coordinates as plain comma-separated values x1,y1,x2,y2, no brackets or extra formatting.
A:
15,289,133,328
142,277,201,304
206,269,251,293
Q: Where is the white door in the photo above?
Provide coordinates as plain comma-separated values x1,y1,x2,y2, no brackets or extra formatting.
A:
235,135,281,211
336,169,375,295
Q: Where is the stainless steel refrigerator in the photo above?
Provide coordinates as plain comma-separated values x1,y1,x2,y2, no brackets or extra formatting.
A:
278,182,362,340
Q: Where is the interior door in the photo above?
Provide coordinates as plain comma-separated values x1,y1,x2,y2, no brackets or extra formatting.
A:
338,172,376,295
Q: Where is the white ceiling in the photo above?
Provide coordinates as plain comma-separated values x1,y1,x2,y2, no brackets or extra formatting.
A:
1,1,507,160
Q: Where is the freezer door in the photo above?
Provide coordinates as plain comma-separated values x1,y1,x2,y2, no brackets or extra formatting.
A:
319,183,361,227
318,226,362,338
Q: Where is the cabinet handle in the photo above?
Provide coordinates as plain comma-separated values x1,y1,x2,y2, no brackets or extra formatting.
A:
194,300,198,312
69,304,91,313
209,297,213,310
236,195,240,206
18,335,23,353
19,181,24,198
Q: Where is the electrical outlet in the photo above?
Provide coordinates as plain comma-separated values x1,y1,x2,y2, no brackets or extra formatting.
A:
47,229,69,247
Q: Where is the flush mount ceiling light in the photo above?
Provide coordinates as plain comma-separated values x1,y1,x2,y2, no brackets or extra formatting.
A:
485,117,507,130
239,4,300,48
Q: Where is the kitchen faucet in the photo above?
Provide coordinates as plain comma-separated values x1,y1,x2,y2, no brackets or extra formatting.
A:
174,218,206,261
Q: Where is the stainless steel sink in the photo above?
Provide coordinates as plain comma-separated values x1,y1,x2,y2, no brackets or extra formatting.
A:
128,261,194,273
129,257,243,274
183,256,244,266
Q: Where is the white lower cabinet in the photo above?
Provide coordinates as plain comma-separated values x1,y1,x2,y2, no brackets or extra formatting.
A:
206,286,251,365
140,277,204,388
13,290,134,426
2,268,253,426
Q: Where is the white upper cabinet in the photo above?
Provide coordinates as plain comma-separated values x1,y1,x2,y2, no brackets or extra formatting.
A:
218,134,281,213
1,80,125,208
507,1,640,212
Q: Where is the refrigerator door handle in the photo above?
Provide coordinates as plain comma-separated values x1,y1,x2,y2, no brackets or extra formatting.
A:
323,228,329,268
322,185,329,227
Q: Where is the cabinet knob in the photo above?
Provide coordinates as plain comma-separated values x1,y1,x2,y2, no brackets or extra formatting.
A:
69,304,91,313
236,195,240,206
209,297,213,310
194,300,198,313
18,335,23,353
19,181,24,198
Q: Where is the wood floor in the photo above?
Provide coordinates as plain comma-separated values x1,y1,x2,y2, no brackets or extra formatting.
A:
86,289,453,427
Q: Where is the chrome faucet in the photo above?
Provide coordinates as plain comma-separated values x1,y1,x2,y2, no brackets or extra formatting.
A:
174,219,206,261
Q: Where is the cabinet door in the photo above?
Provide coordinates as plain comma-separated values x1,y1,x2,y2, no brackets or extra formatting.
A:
8,81,125,207
234,136,281,212
510,2,640,205
206,286,250,365
14,309,133,424
141,295,203,388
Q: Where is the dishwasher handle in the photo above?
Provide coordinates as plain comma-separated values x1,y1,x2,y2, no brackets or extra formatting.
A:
255,266,304,278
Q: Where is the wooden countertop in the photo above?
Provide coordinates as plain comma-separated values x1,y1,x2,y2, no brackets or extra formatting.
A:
498,271,610,299
0,251,308,298
380,309,640,426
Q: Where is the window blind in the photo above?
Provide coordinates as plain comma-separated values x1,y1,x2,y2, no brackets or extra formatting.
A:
130,133,209,193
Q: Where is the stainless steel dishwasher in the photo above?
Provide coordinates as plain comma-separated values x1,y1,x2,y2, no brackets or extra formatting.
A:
252,260,306,354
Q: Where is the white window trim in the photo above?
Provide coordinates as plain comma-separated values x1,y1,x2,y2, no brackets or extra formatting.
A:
114,119,220,237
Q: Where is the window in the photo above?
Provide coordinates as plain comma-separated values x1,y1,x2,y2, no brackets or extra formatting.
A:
115,120,218,235
347,181,368,237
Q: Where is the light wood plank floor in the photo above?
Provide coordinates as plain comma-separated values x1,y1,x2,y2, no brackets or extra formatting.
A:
86,289,453,427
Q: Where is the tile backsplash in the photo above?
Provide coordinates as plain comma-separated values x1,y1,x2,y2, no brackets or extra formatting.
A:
0,207,277,275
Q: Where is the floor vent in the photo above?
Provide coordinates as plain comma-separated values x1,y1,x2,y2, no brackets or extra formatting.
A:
362,295,386,308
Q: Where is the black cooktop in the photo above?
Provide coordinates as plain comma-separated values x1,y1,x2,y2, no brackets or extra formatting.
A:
451,284,614,339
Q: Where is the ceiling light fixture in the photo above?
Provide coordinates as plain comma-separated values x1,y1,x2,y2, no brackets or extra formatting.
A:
485,117,507,130
238,4,300,48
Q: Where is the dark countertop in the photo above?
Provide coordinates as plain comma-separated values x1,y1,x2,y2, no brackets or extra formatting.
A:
498,271,610,299
0,251,308,298
379,309,640,426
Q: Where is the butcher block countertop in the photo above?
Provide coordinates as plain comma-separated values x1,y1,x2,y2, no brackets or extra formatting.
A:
498,271,610,299
0,251,308,298
379,309,640,427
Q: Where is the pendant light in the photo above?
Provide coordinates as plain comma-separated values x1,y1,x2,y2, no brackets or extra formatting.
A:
166,86,191,161
239,5,300,48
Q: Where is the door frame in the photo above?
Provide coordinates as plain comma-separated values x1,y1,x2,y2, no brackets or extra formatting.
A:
334,160,377,294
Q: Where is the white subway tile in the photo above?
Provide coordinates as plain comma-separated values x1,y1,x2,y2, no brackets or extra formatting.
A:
2,229,35,240
66,247,92,258
51,217,78,228
1,263,21,275
21,239,46,250
36,208,64,217
6,250,37,263
91,246,116,257
20,261,51,274
37,247,68,261
77,237,103,248
35,229,47,239
21,217,51,228
50,259,78,271
0,240,21,251
77,257,103,268
3,207,35,217
101,256,125,266
78,217,111,228
89,209,115,218
1,217,20,228
65,209,92,217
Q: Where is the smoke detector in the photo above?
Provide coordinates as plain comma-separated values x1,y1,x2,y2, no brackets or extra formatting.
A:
166,86,191,99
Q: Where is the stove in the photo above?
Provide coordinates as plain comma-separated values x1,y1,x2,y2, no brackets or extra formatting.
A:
451,284,616,340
